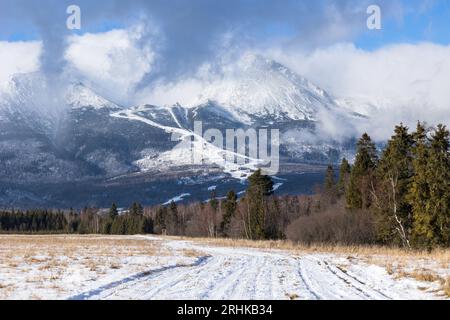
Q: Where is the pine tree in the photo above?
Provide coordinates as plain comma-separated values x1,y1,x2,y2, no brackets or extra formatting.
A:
408,122,432,247
221,190,237,236
167,201,179,235
337,158,351,196
245,169,274,239
425,124,450,246
324,165,337,204
154,206,167,233
130,202,143,215
346,133,378,209
209,190,218,212
109,203,119,219
373,124,414,247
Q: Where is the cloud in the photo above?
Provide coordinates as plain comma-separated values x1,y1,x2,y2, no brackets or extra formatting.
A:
266,42,450,139
65,26,156,104
0,41,41,89
0,0,395,83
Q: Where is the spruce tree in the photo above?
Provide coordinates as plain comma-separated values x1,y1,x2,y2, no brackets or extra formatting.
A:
346,133,378,209
337,158,351,196
129,202,143,215
324,165,337,204
245,169,274,239
426,124,450,246
109,203,119,219
221,190,237,236
209,190,218,212
374,124,414,247
155,206,167,233
408,122,432,247
168,201,179,234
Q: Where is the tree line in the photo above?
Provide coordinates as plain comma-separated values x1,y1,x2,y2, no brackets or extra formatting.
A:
0,203,153,235
339,122,449,249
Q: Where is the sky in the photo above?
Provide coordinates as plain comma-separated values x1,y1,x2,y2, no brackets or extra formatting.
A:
0,0,449,139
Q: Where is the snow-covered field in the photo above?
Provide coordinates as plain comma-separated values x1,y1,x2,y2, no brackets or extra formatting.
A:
0,235,448,300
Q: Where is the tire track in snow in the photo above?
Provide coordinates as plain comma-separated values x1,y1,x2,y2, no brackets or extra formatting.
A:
297,257,323,300
321,260,392,300
68,255,211,300
70,237,438,300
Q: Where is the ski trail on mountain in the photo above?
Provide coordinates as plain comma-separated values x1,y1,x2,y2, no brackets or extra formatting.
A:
110,107,262,180
70,236,438,300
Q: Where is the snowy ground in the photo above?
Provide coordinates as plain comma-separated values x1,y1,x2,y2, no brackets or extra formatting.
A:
0,235,448,300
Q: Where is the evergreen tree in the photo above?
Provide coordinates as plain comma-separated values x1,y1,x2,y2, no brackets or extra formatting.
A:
167,201,179,235
209,190,218,212
109,203,119,219
220,190,237,236
346,133,378,209
425,124,450,246
245,169,274,239
154,206,168,233
374,124,414,247
129,202,143,215
324,165,337,204
337,158,351,196
408,122,432,247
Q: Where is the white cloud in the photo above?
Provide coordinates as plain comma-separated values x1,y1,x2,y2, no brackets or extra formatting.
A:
65,27,156,105
0,41,41,90
267,42,450,139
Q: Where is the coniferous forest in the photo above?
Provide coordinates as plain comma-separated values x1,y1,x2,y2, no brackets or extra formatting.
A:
0,122,448,249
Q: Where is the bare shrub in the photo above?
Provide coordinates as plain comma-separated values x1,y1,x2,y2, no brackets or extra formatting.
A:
286,201,376,245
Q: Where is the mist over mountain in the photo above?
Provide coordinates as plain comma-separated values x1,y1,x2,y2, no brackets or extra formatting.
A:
0,55,363,208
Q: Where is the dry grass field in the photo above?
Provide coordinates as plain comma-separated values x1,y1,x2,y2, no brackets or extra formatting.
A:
0,235,200,299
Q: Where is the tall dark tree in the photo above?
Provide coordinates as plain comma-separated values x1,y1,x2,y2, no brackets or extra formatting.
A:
244,169,274,239
109,203,119,219
346,133,378,209
408,122,432,247
323,165,337,205
167,201,179,235
209,190,219,212
221,190,237,236
425,124,450,246
154,206,168,233
374,124,414,248
337,158,351,196
129,202,143,215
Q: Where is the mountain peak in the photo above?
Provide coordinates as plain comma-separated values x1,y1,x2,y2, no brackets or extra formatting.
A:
191,54,337,123
66,82,122,111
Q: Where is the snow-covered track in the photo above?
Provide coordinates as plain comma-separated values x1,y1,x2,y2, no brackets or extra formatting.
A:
69,237,444,300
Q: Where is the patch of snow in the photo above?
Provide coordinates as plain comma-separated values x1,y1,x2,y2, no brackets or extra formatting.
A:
272,183,283,192
162,193,191,205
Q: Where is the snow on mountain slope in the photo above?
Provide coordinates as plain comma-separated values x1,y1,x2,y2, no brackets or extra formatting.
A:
66,83,123,110
0,73,63,133
0,73,122,132
111,106,264,180
190,54,339,123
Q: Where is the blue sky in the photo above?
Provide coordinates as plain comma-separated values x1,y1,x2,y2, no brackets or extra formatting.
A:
1,0,449,50
356,0,450,49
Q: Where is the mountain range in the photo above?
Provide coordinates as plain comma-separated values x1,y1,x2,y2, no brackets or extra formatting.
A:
0,54,364,208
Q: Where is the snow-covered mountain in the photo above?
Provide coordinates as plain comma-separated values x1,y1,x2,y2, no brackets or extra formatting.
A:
190,54,342,124
0,56,361,207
